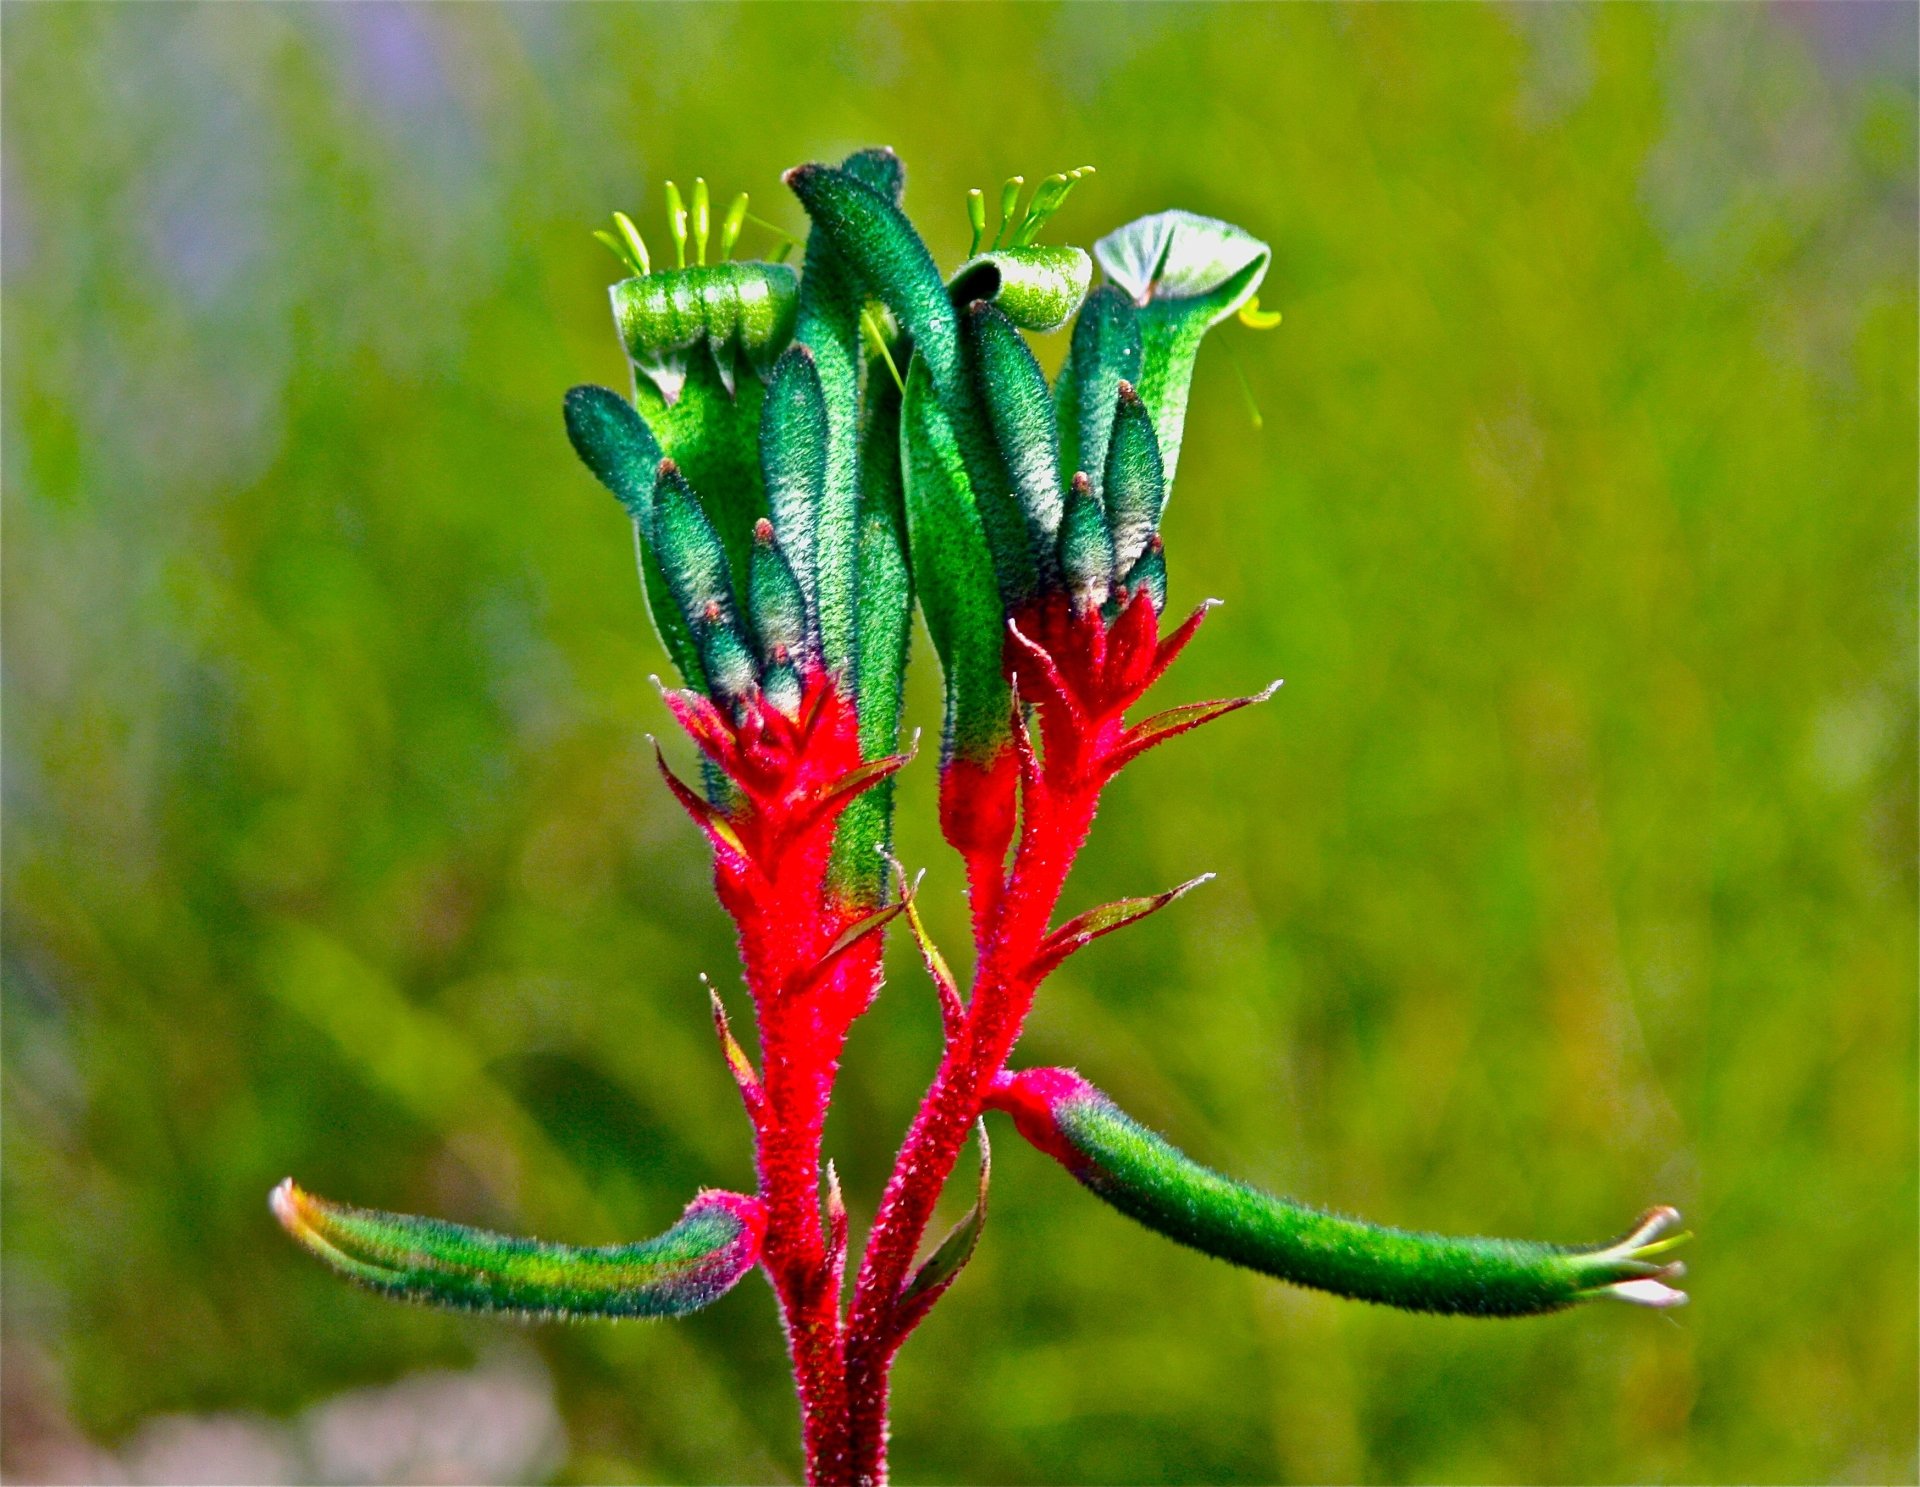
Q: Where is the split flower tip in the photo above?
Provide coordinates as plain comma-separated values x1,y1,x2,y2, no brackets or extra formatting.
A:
1583,1205,1691,1310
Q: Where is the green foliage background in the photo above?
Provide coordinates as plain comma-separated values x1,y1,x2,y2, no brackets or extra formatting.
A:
5,4,1914,1482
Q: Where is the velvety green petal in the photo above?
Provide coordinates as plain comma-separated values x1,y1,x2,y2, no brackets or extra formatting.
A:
649,353,768,594
791,147,905,680
562,385,702,688
563,384,663,523
1102,382,1167,574
747,520,809,663
1057,472,1115,613
967,302,1065,569
759,345,829,611
1055,285,1142,500
830,356,914,902
273,1180,766,1320
786,162,963,412
900,360,1009,763
652,461,755,706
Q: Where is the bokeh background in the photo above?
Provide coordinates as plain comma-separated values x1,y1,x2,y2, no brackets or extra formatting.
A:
5,4,1915,1483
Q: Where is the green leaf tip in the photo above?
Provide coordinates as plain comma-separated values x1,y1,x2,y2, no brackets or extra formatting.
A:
989,1071,1689,1319
272,1178,766,1320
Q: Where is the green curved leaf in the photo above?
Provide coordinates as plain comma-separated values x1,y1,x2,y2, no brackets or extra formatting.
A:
899,1121,990,1319
1033,872,1212,977
990,1071,1689,1318
273,1180,766,1319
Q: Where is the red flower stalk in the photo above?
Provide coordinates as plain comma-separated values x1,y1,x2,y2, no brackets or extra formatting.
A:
843,588,1274,1476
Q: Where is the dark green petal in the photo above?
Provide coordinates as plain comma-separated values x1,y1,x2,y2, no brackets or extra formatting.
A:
1102,381,1167,575
900,361,1009,763
563,384,663,523
747,519,809,663
563,386,702,688
1056,285,1142,502
967,301,1066,568
1058,472,1115,613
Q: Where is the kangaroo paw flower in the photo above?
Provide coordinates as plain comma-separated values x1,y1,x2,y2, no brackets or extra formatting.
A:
987,1069,1688,1319
271,1180,766,1320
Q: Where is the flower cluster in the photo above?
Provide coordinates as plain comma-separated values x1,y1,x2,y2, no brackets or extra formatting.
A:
277,149,1686,1487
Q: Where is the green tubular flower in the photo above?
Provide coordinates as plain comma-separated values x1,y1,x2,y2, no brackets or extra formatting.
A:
1055,283,1143,503
273,1179,766,1320
948,246,1091,334
563,384,705,690
967,300,1067,578
613,264,798,400
990,1069,1690,1318
791,147,905,682
900,358,1008,764
1092,209,1271,492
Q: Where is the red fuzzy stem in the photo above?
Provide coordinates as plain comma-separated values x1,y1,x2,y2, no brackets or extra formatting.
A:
842,593,1210,1483
661,672,889,1485
663,601,1255,1485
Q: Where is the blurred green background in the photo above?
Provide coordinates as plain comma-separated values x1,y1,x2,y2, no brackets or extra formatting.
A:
5,4,1915,1483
